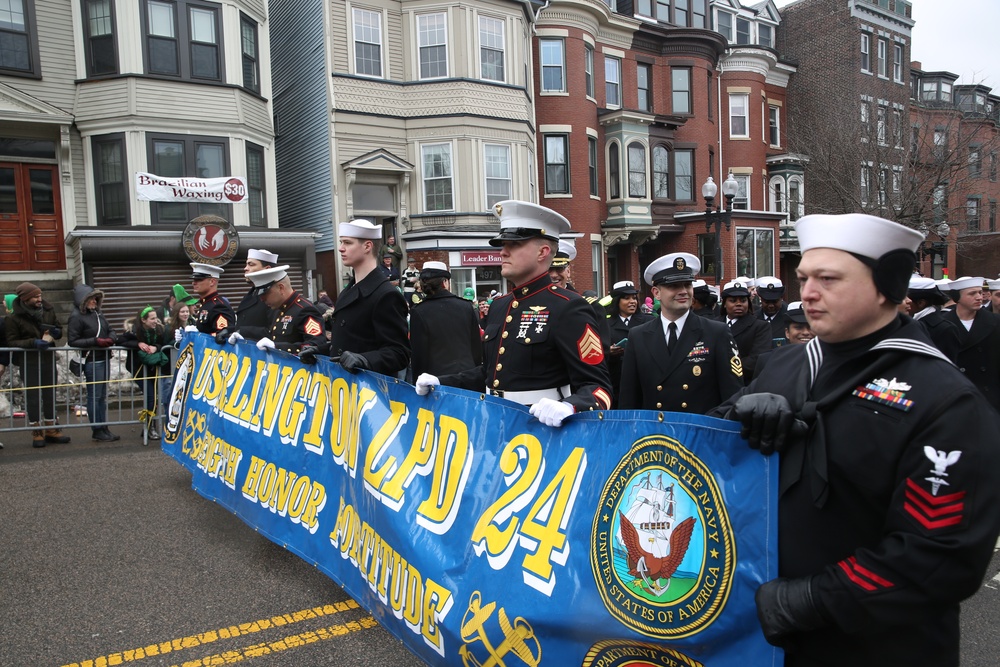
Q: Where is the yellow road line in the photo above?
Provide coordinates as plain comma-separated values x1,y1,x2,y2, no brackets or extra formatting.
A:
62,600,361,667
171,616,379,667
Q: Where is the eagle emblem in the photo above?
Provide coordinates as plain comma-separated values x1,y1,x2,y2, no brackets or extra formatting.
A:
619,511,697,597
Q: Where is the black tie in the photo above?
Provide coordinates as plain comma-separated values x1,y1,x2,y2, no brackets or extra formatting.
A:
667,322,678,355
624,317,630,327
728,319,735,328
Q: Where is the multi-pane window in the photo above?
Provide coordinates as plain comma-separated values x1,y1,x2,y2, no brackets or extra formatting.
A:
991,202,997,233
672,67,691,114
0,0,39,76
674,149,693,201
608,143,620,199
147,133,229,223
540,39,564,92
605,56,621,108
418,13,447,79
967,197,980,232
861,101,870,137
353,8,382,77
627,143,646,198
84,0,117,76
877,38,887,77
860,33,870,73
652,145,669,199
697,235,717,279
143,0,222,81
240,14,259,92
588,137,598,196
584,45,594,98
860,165,871,204
736,18,751,45
893,43,903,82
758,24,772,48
692,0,706,28
788,179,801,221
637,63,652,112
969,146,982,178
92,134,128,226
484,144,511,208
246,142,265,226
422,143,453,211
991,153,997,182
768,105,780,146
892,109,903,147
716,11,732,41
544,135,569,195
479,16,504,82
730,93,748,137
732,174,749,210
877,105,887,145
932,184,946,223
735,228,774,277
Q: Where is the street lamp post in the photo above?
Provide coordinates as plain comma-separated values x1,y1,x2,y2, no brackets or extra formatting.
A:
702,173,739,285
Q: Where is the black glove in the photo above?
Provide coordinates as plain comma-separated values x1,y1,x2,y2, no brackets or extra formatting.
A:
214,329,231,345
339,350,369,373
731,393,795,455
755,577,828,647
299,345,319,365
48,326,62,339
35,339,51,350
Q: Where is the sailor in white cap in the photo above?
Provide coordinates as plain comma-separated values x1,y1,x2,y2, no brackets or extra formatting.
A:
942,275,1000,409
415,200,612,425
720,278,771,383
299,219,409,375
616,252,743,413
905,274,961,363
189,262,235,337
604,280,655,407
408,261,483,379
690,278,720,318
239,265,325,354
226,248,279,344
755,276,788,346
986,278,1000,312
710,213,1000,664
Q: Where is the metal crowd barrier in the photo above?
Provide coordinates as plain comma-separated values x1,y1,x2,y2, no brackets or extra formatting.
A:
0,345,172,443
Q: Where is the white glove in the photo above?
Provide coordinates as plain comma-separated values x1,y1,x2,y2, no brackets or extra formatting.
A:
184,325,198,333
256,336,275,351
529,398,575,428
174,328,183,343
415,373,440,396
228,331,245,345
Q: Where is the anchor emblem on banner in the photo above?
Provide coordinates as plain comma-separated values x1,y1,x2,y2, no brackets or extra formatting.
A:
459,591,541,667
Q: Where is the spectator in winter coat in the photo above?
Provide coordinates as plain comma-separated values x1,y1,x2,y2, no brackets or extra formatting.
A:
121,306,170,441
68,284,120,442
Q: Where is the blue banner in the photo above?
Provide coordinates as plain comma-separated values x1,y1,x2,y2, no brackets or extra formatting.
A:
163,334,779,667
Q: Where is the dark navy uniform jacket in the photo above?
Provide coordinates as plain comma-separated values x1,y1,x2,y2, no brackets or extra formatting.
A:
913,308,962,364
442,272,612,412
757,304,788,347
723,311,770,384
267,292,325,353
235,288,272,340
409,290,483,378
605,309,655,406
618,311,743,413
324,268,409,376
943,307,1000,411
712,316,1000,666
195,292,235,335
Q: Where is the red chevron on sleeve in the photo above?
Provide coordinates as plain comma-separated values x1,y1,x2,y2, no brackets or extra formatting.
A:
903,478,966,530
837,556,895,592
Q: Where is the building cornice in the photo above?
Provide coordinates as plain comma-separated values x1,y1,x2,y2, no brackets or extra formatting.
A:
720,47,779,78
849,0,914,34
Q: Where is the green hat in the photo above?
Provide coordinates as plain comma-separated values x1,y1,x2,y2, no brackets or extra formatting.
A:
463,287,475,300
3,294,14,311
172,284,199,306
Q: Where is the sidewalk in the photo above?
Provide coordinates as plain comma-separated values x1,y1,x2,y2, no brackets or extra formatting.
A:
0,420,160,459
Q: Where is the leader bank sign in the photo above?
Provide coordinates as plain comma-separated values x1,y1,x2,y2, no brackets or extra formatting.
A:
136,171,249,204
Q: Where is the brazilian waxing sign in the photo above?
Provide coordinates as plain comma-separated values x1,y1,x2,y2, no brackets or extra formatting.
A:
136,171,248,203
163,334,780,667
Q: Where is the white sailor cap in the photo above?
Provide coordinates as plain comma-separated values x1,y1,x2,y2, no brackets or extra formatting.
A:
191,263,224,280
908,275,938,291
735,275,754,287
247,248,278,264
489,200,571,247
420,261,451,280
644,253,700,286
934,278,952,289
948,276,986,292
611,280,639,296
988,279,1000,291
721,279,752,298
756,276,785,300
339,219,382,240
796,213,923,259
785,301,808,324
248,265,289,294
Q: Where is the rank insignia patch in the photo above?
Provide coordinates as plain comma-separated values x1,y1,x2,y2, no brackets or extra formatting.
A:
215,315,230,330
578,325,604,364
304,317,322,336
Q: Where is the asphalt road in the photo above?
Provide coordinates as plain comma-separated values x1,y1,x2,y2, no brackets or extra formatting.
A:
2,426,999,667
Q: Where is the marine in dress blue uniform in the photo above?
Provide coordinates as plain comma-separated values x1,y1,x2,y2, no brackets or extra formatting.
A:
190,263,235,336
247,265,326,353
235,248,277,340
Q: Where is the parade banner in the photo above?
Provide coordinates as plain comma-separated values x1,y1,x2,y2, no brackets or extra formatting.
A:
135,171,249,203
163,334,780,667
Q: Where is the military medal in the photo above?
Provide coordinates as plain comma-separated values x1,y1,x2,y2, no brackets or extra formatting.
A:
692,365,702,377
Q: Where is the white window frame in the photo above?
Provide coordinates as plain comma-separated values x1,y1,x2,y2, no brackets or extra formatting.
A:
584,45,594,98
421,142,454,212
758,23,772,48
627,141,647,199
893,43,903,83
732,173,750,210
735,227,775,277
352,8,383,78
860,33,870,73
605,56,621,108
736,17,751,45
483,143,511,209
787,176,803,222
730,93,749,138
479,15,505,83
877,104,887,146
769,176,783,214
768,105,780,147
540,39,565,93
716,10,733,42
544,134,570,195
877,38,887,78
417,12,448,80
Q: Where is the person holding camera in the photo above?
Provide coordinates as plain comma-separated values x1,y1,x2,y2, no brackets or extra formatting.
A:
68,284,120,442
4,282,70,447
604,280,654,408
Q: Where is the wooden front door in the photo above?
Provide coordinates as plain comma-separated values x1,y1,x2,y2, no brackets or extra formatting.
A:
0,163,65,271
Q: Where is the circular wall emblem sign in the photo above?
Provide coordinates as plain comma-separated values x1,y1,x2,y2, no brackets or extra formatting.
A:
591,435,735,639
182,215,239,264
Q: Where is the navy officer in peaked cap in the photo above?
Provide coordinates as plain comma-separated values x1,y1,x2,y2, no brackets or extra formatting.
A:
244,265,325,354
710,213,1000,666
720,278,771,383
189,263,236,338
756,276,788,347
415,200,612,426
618,253,743,413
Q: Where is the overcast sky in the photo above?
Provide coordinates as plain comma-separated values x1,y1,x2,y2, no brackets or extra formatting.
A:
772,0,997,88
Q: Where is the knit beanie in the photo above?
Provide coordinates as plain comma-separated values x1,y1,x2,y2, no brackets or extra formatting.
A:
3,294,14,311
15,282,41,301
